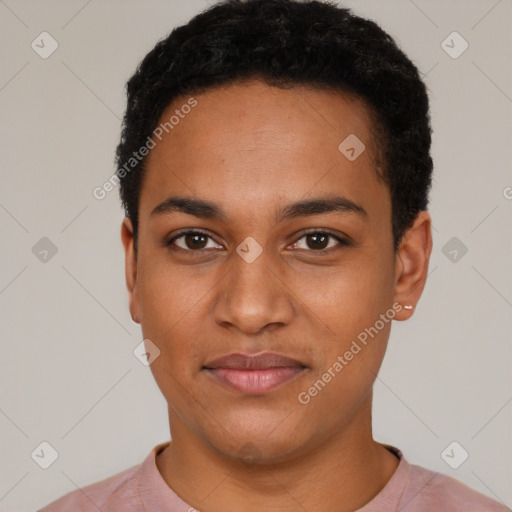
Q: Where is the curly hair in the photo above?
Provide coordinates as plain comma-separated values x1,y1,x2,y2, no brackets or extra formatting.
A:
116,0,433,253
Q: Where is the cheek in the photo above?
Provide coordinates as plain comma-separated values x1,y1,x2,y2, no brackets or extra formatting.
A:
288,250,394,336
288,245,394,396
138,255,212,331
297,320,391,424
137,263,211,379
142,316,206,418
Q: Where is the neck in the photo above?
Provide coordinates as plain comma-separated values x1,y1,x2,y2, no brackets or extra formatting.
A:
156,394,400,512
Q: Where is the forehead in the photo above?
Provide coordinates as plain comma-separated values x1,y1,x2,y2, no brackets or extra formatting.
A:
139,79,389,225
157,80,378,158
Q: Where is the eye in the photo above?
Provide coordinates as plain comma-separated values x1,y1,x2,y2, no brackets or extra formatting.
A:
166,230,223,251
165,229,349,254
290,231,349,252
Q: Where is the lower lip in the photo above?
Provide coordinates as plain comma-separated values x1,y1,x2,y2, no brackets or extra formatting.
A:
204,367,306,394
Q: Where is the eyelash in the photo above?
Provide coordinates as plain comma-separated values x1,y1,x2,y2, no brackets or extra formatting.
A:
164,229,350,254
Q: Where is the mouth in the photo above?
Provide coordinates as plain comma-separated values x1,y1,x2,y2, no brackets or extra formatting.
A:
203,352,308,394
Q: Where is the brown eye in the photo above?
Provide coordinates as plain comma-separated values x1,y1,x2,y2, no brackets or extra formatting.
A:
292,231,348,252
167,231,222,251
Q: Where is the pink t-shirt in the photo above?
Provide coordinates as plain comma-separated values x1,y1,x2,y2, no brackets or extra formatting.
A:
38,442,509,511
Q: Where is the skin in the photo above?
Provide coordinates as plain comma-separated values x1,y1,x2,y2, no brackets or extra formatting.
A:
121,79,432,512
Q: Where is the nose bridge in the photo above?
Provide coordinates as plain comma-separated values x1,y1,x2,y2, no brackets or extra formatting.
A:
213,246,293,334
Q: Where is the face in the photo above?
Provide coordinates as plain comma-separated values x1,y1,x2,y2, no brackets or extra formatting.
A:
122,80,429,464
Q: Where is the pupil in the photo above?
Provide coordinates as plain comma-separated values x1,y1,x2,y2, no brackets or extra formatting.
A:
308,233,328,250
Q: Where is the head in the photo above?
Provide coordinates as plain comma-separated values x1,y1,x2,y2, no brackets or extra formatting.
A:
119,0,433,464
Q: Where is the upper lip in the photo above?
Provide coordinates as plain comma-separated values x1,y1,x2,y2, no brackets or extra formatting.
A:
203,352,306,370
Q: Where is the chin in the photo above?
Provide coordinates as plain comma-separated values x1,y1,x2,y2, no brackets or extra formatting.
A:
205,417,310,466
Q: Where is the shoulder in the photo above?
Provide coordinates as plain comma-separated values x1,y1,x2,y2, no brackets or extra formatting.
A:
403,462,510,511
37,463,142,512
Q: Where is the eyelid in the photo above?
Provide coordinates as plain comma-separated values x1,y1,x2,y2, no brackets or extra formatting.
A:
165,228,350,252
295,227,348,240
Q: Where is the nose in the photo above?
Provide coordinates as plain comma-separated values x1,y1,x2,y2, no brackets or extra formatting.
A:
213,249,294,335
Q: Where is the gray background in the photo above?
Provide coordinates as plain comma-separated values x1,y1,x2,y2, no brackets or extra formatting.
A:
0,0,511,510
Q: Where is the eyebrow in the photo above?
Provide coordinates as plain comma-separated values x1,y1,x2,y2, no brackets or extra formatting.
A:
150,195,368,223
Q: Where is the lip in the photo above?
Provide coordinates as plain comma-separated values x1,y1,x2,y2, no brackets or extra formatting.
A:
203,352,308,394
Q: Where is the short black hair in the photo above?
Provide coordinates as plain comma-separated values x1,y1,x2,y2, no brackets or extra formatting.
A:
116,0,433,253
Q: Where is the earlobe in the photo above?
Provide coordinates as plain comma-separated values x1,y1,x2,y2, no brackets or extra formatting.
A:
393,210,433,321
121,217,140,324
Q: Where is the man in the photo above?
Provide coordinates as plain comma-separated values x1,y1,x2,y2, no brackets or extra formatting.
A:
39,0,509,510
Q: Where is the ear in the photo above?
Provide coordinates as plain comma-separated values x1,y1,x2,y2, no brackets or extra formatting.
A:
393,210,433,321
121,217,140,324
